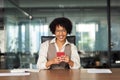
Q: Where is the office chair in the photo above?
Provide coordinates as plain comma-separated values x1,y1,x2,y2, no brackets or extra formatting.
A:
41,36,76,44
34,36,76,64
5,52,20,69
40,36,86,68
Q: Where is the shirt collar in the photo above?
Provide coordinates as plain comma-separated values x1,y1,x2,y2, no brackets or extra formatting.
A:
50,37,71,45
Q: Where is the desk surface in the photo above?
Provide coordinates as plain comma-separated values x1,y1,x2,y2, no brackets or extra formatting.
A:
0,68,120,80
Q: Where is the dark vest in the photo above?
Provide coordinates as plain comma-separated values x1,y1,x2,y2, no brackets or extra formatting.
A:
47,42,71,69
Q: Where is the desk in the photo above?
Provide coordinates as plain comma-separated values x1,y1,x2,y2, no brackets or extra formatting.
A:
0,68,120,80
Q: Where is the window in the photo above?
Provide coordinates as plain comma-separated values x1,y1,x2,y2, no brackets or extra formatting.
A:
6,19,48,53
76,23,98,51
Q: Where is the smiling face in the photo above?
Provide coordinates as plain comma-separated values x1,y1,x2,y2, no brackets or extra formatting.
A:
55,25,67,43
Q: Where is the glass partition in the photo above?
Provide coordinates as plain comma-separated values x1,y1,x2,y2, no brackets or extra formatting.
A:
110,0,120,67
4,0,48,68
3,0,119,69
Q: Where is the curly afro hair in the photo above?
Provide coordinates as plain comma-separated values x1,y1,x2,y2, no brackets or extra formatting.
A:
49,17,72,34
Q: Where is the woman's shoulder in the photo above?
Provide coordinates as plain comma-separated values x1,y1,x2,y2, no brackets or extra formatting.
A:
69,42,77,49
68,42,75,46
41,40,50,46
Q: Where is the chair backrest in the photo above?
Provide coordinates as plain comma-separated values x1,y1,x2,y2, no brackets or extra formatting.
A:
5,52,20,69
41,36,76,44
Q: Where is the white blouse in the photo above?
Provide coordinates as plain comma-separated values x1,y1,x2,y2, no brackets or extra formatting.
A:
37,38,81,70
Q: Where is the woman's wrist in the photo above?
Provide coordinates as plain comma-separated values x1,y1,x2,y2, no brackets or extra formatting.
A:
68,60,74,67
46,60,53,68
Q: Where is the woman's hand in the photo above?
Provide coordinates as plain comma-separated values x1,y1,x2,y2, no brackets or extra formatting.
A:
52,57,61,64
46,57,61,68
61,55,70,63
61,55,74,67
46,55,74,68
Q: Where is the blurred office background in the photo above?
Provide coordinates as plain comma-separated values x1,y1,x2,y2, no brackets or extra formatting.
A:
0,0,120,69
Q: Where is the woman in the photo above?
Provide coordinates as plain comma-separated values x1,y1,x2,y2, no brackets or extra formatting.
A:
37,17,80,69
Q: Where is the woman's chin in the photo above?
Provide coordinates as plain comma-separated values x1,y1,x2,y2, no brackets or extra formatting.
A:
59,39,65,42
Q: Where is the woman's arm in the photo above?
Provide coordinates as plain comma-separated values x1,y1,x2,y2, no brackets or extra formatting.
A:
70,44,81,69
36,41,49,69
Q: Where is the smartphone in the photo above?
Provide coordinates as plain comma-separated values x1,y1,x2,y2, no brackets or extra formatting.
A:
57,52,65,57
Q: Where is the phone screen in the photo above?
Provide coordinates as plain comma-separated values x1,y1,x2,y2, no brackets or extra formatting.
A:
57,52,65,57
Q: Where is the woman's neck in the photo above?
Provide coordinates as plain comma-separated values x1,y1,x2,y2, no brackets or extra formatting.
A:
56,40,66,51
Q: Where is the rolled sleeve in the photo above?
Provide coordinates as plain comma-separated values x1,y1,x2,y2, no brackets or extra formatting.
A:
36,41,49,70
70,44,81,69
